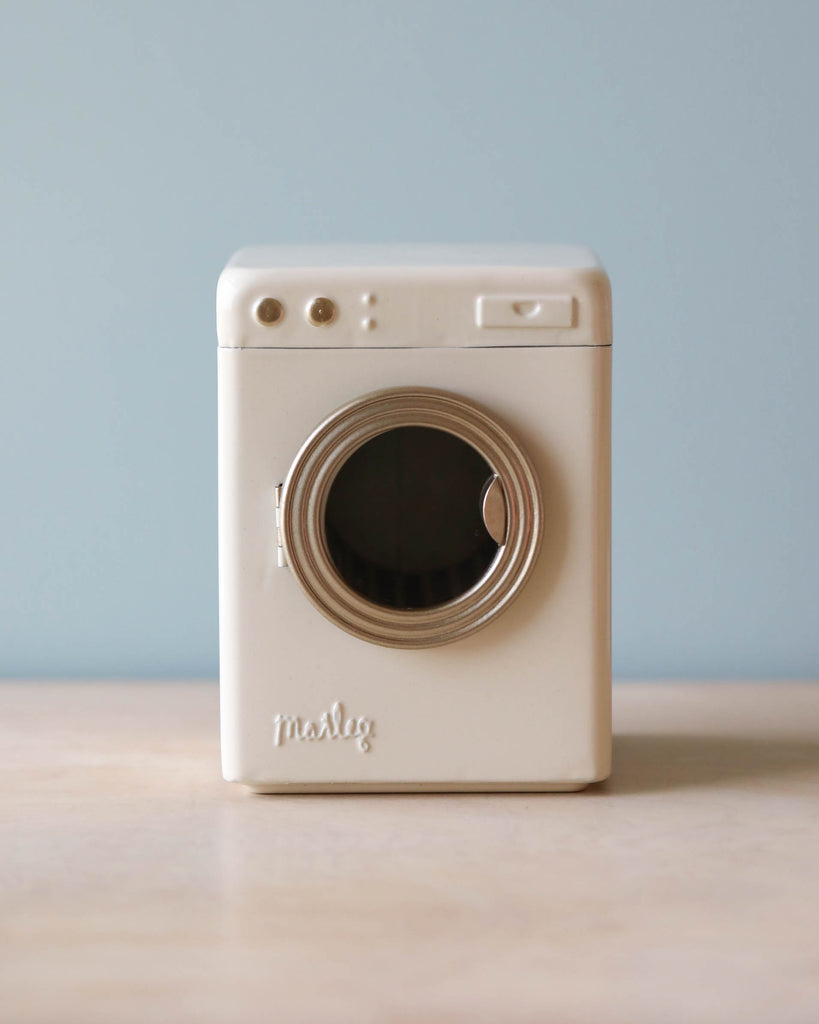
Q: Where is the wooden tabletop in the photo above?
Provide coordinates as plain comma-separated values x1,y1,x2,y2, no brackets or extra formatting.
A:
2,681,818,1023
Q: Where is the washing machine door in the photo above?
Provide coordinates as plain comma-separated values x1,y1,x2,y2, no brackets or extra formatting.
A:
278,387,543,648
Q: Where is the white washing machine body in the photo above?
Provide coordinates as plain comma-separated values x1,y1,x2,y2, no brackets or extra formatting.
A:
217,245,612,792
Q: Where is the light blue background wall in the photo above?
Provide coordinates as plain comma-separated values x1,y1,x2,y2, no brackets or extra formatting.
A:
1,1,817,679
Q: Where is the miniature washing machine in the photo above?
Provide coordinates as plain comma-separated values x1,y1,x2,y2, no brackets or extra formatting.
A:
217,245,611,792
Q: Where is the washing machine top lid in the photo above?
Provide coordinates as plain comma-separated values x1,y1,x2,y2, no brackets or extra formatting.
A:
217,245,611,349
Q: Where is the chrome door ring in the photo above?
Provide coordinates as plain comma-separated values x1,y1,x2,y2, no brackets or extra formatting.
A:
279,386,543,648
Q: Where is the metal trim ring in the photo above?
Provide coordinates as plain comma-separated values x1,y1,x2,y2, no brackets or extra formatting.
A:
280,387,543,648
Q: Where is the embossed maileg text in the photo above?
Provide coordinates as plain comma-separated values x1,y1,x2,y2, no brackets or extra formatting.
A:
273,701,375,753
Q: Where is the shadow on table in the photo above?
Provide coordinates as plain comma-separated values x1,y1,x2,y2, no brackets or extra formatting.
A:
605,733,819,795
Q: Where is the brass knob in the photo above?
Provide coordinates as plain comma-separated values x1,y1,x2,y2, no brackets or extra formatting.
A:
254,297,284,325
307,297,337,326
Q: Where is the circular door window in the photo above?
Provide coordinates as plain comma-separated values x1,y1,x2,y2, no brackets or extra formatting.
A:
279,387,543,648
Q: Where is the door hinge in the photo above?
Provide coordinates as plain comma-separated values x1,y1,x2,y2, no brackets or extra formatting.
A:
274,484,287,568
